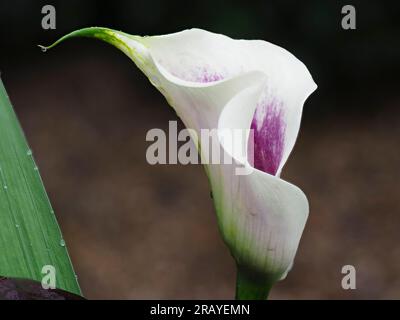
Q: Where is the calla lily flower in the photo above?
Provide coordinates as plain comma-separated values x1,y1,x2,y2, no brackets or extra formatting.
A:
42,27,317,299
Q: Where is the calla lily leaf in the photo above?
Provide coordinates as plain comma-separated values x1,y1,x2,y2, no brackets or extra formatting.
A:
0,79,81,296
42,27,317,299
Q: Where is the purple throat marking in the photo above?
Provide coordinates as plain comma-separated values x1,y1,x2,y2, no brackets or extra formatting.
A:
172,66,225,83
249,100,286,175
196,67,225,83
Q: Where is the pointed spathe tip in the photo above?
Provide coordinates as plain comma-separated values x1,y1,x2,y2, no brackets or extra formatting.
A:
38,45,48,52
37,27,118,53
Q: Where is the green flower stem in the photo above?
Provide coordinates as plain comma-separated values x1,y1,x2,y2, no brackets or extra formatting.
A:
235,266,275,300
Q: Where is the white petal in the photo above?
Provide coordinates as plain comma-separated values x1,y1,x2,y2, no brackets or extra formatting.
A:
216,84,308,278
142,29,317,174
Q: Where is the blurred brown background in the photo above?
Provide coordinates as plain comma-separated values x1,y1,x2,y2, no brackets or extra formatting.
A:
1,0,400,299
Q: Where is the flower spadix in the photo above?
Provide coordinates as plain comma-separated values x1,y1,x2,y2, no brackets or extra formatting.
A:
43,27,316,299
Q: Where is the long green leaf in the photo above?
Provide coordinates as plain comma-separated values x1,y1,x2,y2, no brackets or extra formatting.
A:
0,78,81,295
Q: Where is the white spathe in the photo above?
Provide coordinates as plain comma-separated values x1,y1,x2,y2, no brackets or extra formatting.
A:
57,27,317,282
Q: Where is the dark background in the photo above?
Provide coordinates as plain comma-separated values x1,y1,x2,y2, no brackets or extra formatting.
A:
0,0,399,299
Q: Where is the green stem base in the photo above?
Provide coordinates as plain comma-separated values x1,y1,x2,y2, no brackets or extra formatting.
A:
235,267,275,300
